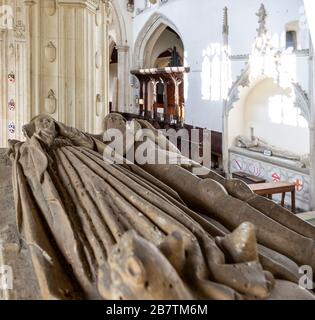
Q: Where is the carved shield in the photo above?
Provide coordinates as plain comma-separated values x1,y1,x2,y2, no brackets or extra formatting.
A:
8,99,15,111
45,42,57,63
8,72,15,84
44,0,56,16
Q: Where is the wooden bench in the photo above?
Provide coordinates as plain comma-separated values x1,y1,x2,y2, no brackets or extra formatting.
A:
249,182,296,213
232,171,266,185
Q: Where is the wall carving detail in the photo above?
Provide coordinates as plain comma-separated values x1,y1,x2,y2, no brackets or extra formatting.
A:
96,94,102,116
45,41,57,63
14,20,25,39
45,90,57,114
44,0,56,16
95,50,102,69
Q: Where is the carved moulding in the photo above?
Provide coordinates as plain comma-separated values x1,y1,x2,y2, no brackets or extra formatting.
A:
224,65,250,115
9,43,15,57
45,90,57,114
45,41,57,63
14,20,26,39
292,83,311,123
44,0,56,16
95,7,102,26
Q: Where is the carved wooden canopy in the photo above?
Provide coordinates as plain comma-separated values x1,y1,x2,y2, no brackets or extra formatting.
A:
131,67,190,83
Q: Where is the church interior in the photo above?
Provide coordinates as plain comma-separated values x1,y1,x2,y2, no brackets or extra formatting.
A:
1,0,315,301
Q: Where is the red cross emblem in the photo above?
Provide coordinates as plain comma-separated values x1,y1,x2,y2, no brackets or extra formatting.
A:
294,179,304,192
272,172,281,182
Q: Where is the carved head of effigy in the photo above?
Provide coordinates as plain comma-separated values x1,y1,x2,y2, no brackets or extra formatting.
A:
103,113,127,132
24,114,58,146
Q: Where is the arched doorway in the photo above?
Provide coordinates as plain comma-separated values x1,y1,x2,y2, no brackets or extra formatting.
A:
107,1,130,113
151,28,184,68
132,14,188,125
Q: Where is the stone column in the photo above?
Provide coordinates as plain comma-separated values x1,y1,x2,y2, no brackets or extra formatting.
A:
24,1,36,121
25,0,40,119
222,6,231,177
0,1,28,147
144,78,149,118
0,28,7,147
116,45,130,113
24,0,110,134
102,0,111,121
139,79,144,115
309,39,315,210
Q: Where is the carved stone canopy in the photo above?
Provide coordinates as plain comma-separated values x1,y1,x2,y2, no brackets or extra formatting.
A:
225,62,311,125
256,3,267,36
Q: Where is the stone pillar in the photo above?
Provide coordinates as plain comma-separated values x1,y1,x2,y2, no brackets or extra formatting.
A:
222,6,231,177
144,78,149,118
24,1,36,121
222,106,230,177
0,28,7,147
116,45,130,113
102,0,111,122
25,0,110,134
0,0,28,147
139,80,144,115
309,39,315,210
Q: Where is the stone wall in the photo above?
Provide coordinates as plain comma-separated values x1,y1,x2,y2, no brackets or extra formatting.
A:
0,0,113,148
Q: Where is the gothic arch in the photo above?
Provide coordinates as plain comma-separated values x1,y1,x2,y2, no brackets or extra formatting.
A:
133,12,183,68
224,65,311,123
109,0,127,46
222,65,311,175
